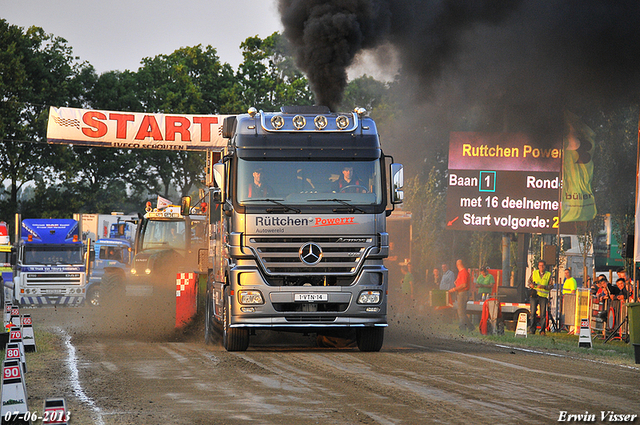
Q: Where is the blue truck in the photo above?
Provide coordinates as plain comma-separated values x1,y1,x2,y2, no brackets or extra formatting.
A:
13,217,87,306
84,216,137,306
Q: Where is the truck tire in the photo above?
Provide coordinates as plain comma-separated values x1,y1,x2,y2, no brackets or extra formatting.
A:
223,287,249,351
356,327,384,352
101,272,123,304
86,285,100,307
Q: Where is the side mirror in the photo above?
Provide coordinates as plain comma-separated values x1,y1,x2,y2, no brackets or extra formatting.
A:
213,163,226,203
181,196,191,216
390,163,404,204
211,187,222,205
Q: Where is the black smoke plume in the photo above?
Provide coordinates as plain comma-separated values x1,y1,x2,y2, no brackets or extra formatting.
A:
279,0,640,138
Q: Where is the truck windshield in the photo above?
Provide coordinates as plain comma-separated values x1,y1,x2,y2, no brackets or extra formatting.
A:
237,159,383,206
141,219,186,251
0,251,11,267
24,245,83,265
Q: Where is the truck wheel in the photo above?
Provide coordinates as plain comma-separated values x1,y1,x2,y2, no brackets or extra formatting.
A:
204,289,215,345
86,285,100,307
356,327,384,352
223,288,249,351
101,272,123,304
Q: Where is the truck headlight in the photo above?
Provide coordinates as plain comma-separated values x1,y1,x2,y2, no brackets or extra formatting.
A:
238,290,264,305
145,268,151,275
131,268,137,275
357,290,381,304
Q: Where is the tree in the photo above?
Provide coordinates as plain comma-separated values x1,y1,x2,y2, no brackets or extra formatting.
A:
340,75,388,112
403,168,450,276
133,45,238,199
237,33,313,111
0,20,93,218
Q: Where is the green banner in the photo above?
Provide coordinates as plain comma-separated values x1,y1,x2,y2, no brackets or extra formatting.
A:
561,111,596,222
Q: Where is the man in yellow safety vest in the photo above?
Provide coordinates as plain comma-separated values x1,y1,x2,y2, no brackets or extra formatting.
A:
562,268,577,295
528,259,551,335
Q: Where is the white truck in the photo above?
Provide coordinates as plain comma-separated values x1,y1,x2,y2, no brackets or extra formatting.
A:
12,216,88,306
205,106,404,351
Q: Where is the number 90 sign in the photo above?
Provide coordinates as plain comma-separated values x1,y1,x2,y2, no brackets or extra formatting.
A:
3,365,21,380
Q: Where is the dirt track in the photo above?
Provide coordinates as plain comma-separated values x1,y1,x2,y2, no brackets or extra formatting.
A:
7,298,640,425
18,304,640,425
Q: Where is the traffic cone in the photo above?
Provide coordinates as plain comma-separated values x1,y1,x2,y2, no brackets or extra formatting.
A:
21,314,36,353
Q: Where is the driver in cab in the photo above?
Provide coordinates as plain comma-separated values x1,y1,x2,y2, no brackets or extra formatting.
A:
334,166,365,193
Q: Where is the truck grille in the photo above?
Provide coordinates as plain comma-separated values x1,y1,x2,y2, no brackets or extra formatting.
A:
247,236,374,276
25,273,83,285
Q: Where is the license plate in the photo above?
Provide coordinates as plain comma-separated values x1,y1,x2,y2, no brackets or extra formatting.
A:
294,293,328,302
43,289,64,294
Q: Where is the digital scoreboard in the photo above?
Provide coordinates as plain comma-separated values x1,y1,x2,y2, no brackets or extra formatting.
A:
446,132,562,234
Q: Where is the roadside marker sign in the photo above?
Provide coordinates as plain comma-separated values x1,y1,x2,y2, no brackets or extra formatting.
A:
3,302,11,327
578,318,592,348
21,314,36,353
0,359,29,420
515,312,528,337
10,306,20,328
43,397,68,425
9,329,26,373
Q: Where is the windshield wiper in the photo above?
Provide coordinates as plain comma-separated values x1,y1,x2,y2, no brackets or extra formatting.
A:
310,198,366,213
245,198,301,213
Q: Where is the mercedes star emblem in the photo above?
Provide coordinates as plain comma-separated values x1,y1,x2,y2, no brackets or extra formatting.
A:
299,242,323,265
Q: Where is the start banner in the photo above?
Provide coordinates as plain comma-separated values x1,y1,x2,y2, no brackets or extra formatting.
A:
47,106,228,151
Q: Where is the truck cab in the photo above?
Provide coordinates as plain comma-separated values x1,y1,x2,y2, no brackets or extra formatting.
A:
13,218,87,306
206,106,403,351
86,238,133,306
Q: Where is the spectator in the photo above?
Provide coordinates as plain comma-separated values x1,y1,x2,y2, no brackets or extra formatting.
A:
562,268,577,295
595,275,614,335
618,269,634,302
475,266,495,300
448,259,473,331
400,260,414,300
440,263,455,291
432,268,441,289
528,259,551,335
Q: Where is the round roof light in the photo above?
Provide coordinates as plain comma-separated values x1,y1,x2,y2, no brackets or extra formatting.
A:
336,115,350,130
314,115,328,130
247,107,258,117
271,115,284,130
292,115,306,130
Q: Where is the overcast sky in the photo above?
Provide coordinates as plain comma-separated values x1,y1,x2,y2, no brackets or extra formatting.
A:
2,0,283,73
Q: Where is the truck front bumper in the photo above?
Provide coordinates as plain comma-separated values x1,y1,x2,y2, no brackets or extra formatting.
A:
228,264,388,329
